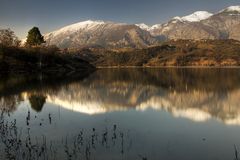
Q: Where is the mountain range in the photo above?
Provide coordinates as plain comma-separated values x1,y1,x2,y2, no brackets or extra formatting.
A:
44,6,240,49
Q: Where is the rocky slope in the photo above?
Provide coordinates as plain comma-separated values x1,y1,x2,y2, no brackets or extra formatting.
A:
44,20,158,49
145,6,240,40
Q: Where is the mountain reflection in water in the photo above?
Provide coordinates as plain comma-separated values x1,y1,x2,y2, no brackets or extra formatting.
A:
1,68,240,160
1,68,240,125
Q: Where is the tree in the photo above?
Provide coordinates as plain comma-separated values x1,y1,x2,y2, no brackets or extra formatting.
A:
26,27,45,46
29,94,46,112
0,28,21,47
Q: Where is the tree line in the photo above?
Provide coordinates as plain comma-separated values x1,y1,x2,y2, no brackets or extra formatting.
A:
0,27,45,47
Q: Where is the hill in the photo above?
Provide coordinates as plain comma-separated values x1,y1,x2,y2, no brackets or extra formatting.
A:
72,39,240,67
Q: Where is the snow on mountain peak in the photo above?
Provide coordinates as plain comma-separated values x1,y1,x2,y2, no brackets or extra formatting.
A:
166,11,213,24
58,20,105,31
150,24,162,30
181,11,213,22
135,23,150,30
171,16,184,23
227,6,240,12
144,11,213,31
172,16,182,21
45,20,130,37
46,20,106,36
225,6,240,12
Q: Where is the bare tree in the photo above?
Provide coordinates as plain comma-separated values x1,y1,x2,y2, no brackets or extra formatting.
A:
0,28,21,47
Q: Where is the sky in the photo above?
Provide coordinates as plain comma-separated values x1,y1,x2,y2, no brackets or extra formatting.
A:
0,0,240,39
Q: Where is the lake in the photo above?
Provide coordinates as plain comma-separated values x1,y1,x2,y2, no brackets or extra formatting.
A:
0,68,240,160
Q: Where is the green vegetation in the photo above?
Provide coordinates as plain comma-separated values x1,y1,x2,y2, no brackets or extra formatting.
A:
26,27,45,46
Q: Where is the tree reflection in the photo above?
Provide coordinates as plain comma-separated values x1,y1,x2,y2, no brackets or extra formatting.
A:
1,68,240,123
0,95,22,112
28,94,46,112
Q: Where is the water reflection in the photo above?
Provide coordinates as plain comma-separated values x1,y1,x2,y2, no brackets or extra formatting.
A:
1,68,240,160
0,95,22,112
28,94,46,112
1,68,240,125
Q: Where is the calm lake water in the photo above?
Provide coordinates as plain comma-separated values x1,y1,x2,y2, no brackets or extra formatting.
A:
1,68,240,160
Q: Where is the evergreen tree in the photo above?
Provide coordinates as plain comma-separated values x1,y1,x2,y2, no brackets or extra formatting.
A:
26,27,45,46
29,94,46,112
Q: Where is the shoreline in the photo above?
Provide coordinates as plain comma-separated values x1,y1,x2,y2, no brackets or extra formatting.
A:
1,66,239,75
96,66,240,69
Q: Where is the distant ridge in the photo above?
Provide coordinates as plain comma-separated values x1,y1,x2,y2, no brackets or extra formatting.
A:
141,5,240,40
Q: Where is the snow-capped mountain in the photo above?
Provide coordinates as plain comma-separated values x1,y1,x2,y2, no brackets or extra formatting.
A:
44,20,158,49
220,6,240,13
43,6,240,49
138,11,213,31
180,11,213,22
137,11,213,37
46,20,106,37
147,6,240,40
135,23,150,31
149,24,162,30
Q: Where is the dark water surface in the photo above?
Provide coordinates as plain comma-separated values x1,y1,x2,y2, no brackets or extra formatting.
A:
1,68,240,160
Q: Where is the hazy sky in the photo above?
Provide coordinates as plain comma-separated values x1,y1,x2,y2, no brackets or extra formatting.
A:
0,0,239,38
